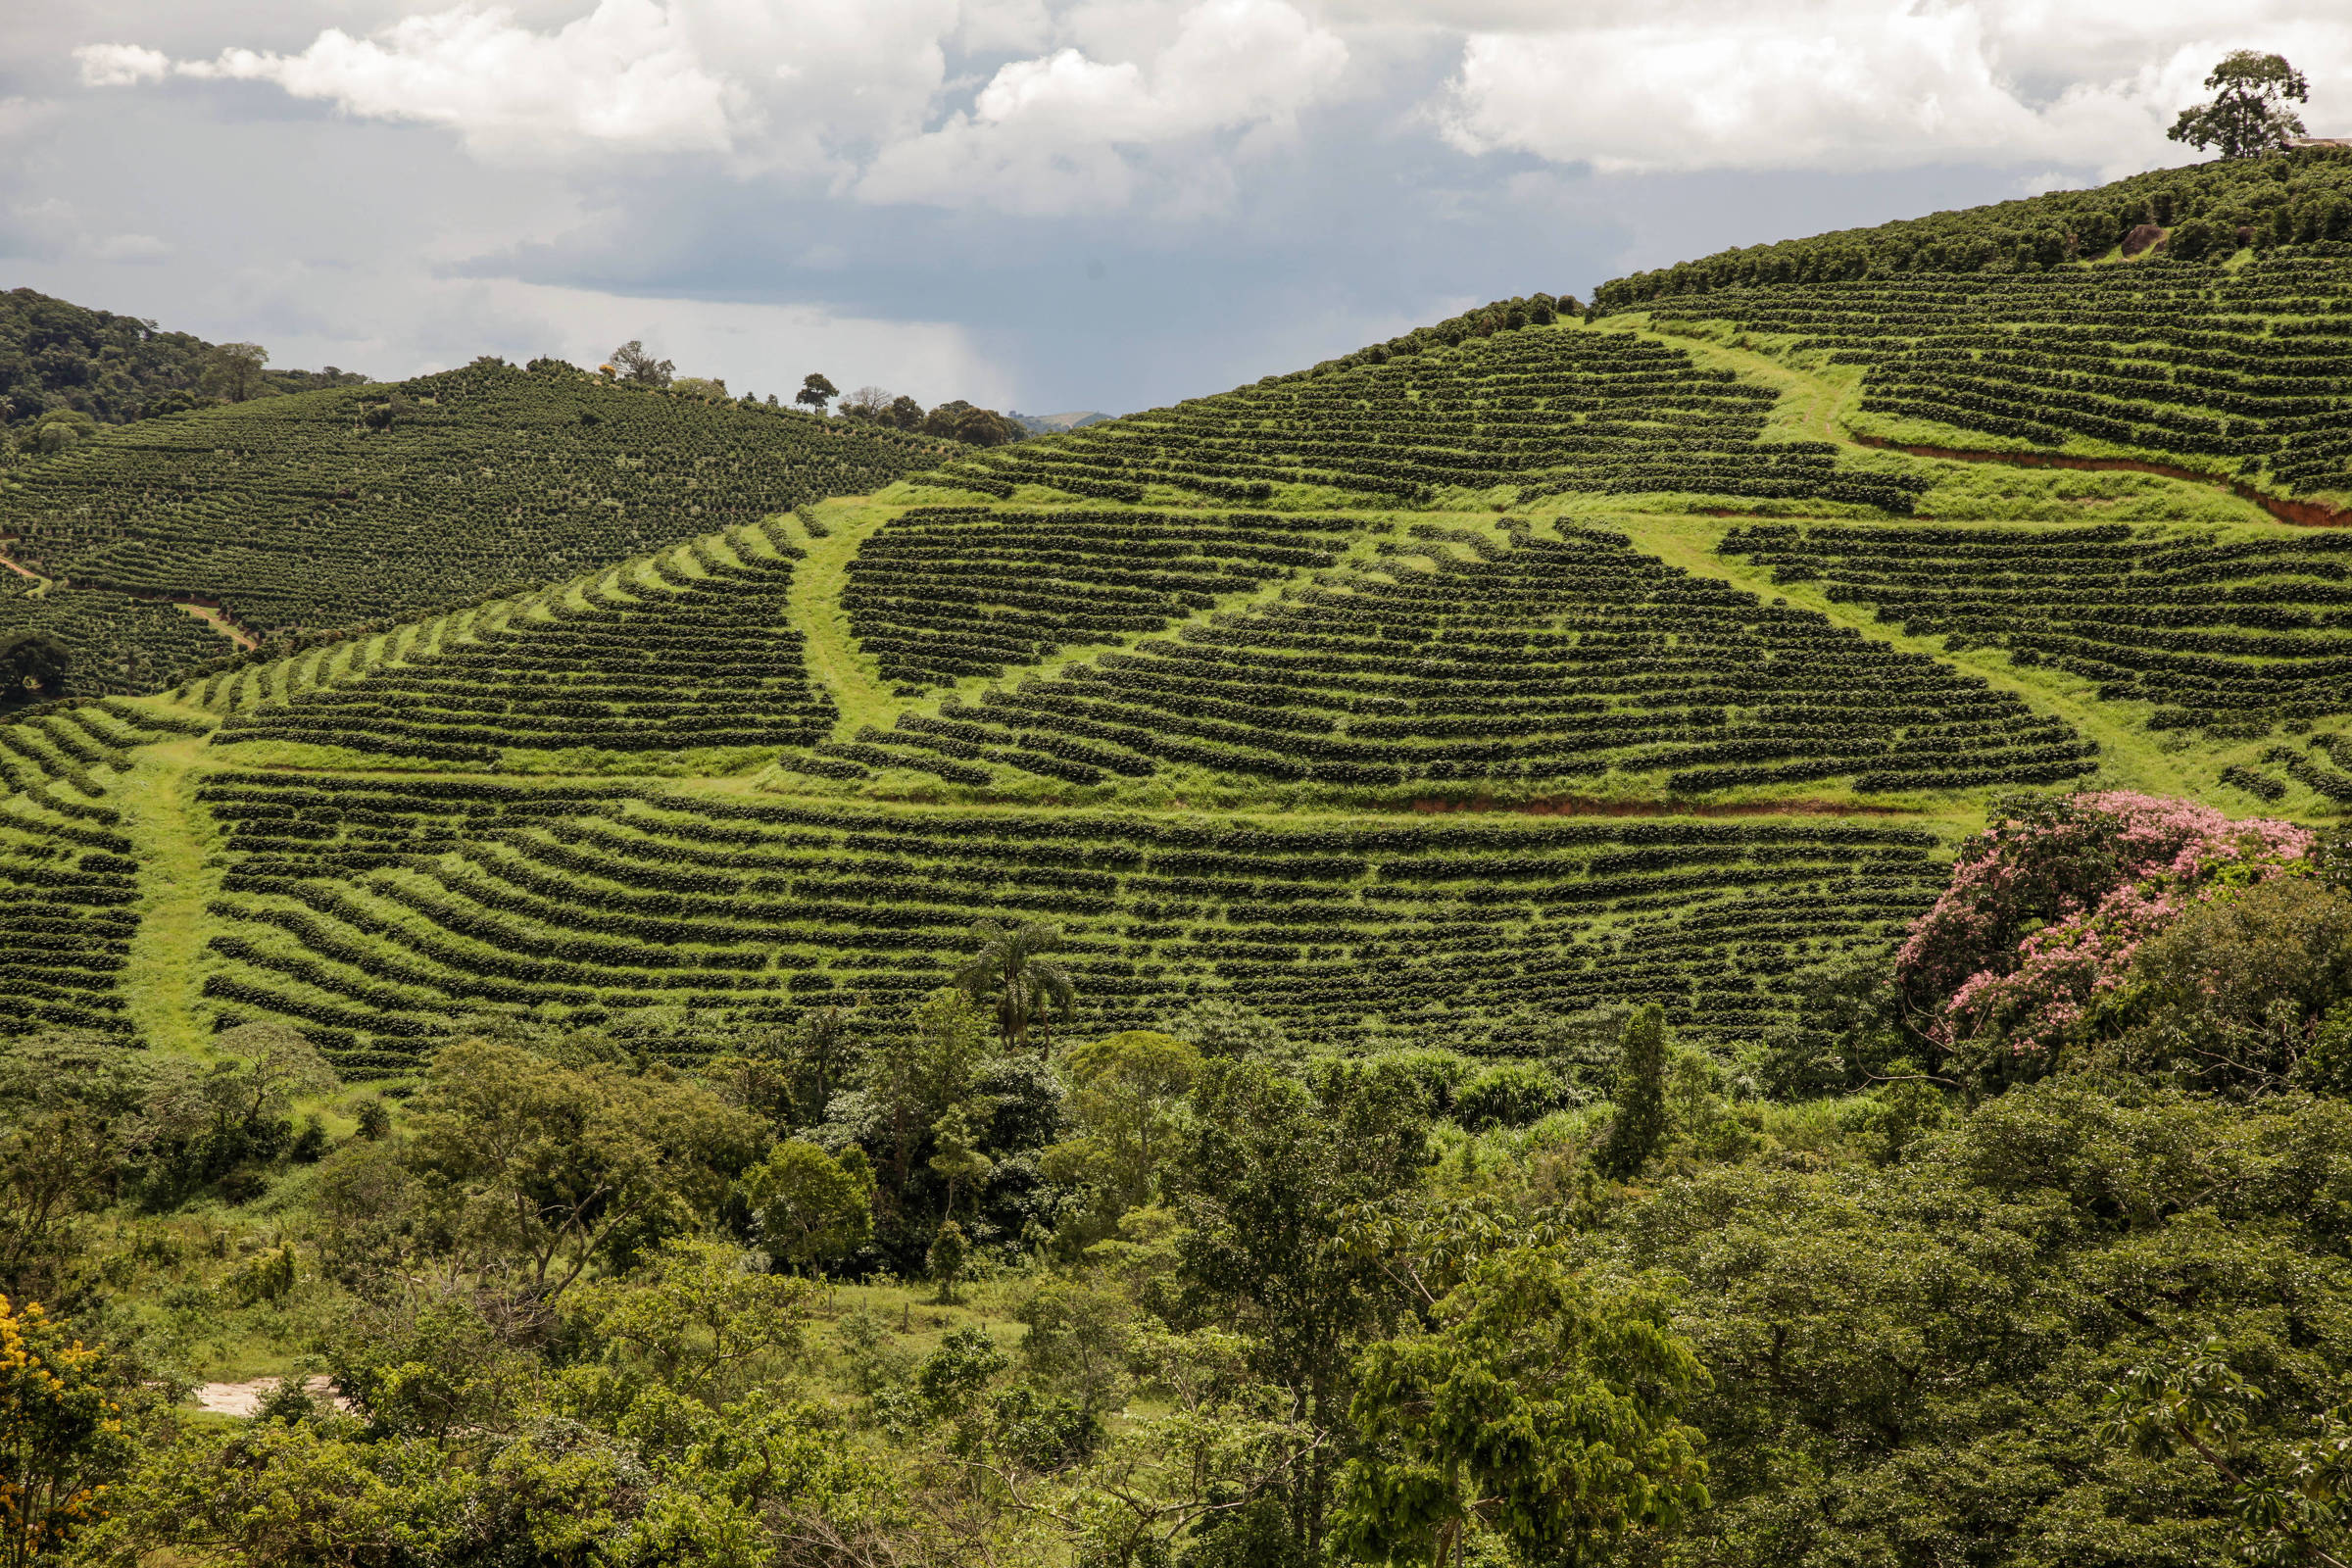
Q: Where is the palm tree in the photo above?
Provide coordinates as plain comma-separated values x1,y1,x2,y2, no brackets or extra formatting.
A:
951,917,1076,1052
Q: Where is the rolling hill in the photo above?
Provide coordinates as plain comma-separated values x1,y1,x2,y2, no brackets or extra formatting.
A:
6,156,2351,1077
0,357,959,695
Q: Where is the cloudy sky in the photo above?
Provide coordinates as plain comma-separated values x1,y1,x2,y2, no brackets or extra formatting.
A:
10,2,2351,415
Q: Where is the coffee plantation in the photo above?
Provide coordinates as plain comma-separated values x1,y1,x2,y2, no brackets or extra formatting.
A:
0,356,956,697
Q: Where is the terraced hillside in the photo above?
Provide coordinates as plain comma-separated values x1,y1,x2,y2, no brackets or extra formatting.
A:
0,357,956,695
0,700,212,1037
837,522,2094,796
12,162,2352,1075
190,777,1949,1075
204,515,834,770
1630,256,2352,505
922,321,1928,514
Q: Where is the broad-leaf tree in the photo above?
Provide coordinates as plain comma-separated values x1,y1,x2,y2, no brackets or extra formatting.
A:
858,989,995,1203
797,372,839,414
2171,51,2311,160
741,1140,874,1274
400,1039,761,1301
1177,1059,1432,1553
199,341,269,402
608,339,675,387
1043,1030,1201,1217
1333,1246,1711,1567
0,631,68,704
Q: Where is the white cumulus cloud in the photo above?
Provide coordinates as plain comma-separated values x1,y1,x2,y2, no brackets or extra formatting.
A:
858,0,1348,213
166,2,742,156
1437,0,2352,178
74,42,171,87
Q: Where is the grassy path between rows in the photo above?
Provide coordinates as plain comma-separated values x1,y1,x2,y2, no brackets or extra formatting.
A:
1621,314,2308,528
784,498,906,741
778,498,1444,771
1609,514,2197,804
115,735,220,1057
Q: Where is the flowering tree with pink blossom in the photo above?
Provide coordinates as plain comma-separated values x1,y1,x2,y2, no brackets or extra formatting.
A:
1895,792,2316,1069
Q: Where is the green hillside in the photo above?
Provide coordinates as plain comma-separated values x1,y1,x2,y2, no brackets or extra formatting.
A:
21,149,2352,1568
0,283,366,428
0,356,957,696
1592,149,2352,513
5,159,2350,1073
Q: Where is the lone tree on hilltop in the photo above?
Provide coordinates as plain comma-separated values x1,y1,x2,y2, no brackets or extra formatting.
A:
609,339,674,387
200,341,269,403
796,372,839,414
837,385,893,420
2171,51,2310,160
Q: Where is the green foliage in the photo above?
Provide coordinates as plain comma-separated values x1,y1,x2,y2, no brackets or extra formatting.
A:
917,1322,1004,1416
927,1218,971,1303
0,632,68,705
1042,1030,1201,1223
741,1141,874,1274
2172,52,2311,161
1450,1062,1568,1131
1175,1058,1432,1548
1334,1245,1710,1565
199,341,270,405
2122,877,2352,1092
578,1236,814,1405
400,1037,763,1299
1635,1081,2352,1567
0,285,360,430
920,400,1024,448
1595,1004,1669,1178
858,988,997,1212
1017,1274,1138,1417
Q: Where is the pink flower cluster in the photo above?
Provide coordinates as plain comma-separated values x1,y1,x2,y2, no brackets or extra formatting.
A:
1896,792,2315,1055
